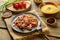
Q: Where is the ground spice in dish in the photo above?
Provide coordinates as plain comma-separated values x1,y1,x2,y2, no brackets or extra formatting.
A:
47,18,55,24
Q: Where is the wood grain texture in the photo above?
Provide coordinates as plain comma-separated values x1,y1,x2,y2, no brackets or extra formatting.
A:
0,12,6,28
46,36,60,40
40,17,60,37
0,29,12,40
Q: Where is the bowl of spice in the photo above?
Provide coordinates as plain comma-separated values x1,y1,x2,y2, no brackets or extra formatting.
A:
34,0,42,5
46,17,56,26
2,10,12,18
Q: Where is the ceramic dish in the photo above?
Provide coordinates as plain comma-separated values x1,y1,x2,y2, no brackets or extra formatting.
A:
46,17,56,26
33,0,42,5
10,12,41,33
39,2,59,14
7,1,31,13
2,10,12,18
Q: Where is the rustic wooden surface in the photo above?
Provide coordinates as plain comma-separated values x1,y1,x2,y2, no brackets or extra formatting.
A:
40,16,60,37
0,0,60,40
0,13,6,28
0,29,12,40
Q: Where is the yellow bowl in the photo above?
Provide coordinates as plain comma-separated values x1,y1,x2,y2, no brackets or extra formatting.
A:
39,2,59,14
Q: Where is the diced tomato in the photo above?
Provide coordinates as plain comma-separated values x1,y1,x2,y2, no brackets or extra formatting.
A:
13,3,20,9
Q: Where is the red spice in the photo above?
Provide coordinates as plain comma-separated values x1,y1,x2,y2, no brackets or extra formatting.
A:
47,18,55,24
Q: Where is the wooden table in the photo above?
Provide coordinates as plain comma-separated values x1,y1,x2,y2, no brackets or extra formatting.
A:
0,0,60,40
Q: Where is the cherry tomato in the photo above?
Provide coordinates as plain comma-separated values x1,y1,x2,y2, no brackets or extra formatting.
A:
20,1,26,8
13,3,20,9
13,1,26,9
18,2,22,8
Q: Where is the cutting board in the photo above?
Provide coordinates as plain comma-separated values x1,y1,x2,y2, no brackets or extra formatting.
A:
4,10,48,40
